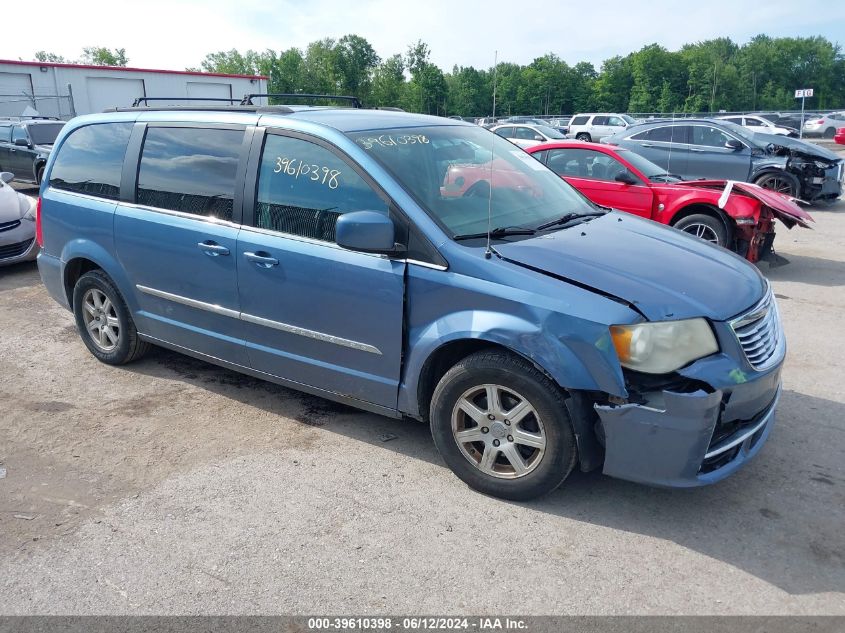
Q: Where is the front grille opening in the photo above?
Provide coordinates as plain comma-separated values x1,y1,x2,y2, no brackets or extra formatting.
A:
731,291,781,370
0,238,33,260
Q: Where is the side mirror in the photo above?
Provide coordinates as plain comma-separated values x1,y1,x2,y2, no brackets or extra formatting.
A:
14,137,30,147
725,139,743,151
335,211,399,254
534,134,544,141
615,171,638,185
0,172,13,184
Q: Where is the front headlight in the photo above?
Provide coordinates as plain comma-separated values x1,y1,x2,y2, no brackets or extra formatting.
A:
610,318,719,374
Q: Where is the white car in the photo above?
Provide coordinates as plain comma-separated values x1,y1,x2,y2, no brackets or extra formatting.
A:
566,113,638,142
718,115,796,136
802,112,845,138
0,172,38,266
490,123,566,148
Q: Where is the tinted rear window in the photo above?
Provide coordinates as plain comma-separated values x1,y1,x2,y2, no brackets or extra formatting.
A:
28,123,65,145
49,122,133,200
570,116,589,126
136,127,244,221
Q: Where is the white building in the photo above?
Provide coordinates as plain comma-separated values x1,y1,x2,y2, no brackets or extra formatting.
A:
0,59,268,119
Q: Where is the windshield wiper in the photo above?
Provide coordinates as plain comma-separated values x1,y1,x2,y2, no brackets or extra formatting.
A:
535,211,606,231
453,226,536,241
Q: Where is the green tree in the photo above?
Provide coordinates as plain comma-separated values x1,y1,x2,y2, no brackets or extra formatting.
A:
81,47,128,67
334,34,380,101
34,51,67,63
371,54,406,107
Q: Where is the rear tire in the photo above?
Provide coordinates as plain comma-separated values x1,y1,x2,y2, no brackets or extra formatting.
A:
36,165,44,185
575,132,591,142
673,213,729,248
824,127,836,139
72,270,149,365
429,350,577,500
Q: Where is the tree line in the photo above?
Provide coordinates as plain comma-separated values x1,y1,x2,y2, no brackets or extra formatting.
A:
191,35,845,116
32,35,845,116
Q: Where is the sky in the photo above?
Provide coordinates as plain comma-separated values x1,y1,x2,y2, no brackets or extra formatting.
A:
4,0,845,73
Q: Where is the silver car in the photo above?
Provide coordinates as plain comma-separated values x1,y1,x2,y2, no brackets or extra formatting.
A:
802,112,845,138
0,172,38,266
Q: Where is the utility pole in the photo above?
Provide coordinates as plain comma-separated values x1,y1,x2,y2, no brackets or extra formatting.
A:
492,50,498,120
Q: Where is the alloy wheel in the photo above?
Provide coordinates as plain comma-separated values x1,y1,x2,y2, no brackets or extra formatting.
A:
81,288,120,352
682,223,720,244
757,175,795,196
451,384,546,479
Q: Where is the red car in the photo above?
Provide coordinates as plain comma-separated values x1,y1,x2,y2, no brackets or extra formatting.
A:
835,127,845,145
524,142,813,263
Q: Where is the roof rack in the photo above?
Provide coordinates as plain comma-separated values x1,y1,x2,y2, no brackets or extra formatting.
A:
132,96,242,107
0,115,62,121
241,93,362,108
106,104,295,114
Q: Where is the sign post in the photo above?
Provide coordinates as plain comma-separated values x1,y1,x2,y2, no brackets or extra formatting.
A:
794,88,813,138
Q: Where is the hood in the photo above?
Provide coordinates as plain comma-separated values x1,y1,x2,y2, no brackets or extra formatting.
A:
753,132,842,162
674,179,814,228
0,184,35,223
493,212,766,322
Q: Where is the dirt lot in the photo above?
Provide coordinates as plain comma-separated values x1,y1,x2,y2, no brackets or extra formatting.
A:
0,187,843,614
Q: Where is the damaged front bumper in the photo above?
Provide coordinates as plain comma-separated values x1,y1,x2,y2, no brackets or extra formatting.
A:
595,383,779,487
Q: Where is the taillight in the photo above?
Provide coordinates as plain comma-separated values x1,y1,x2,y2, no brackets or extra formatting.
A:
35,196,43,247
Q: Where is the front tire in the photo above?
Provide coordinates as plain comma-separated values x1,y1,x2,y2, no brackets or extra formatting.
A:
754,172,799,198
430,350,577,500
673,213,728,247
72,270,149,365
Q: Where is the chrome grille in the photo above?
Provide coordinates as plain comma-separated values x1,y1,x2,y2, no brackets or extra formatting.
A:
731,290,782,370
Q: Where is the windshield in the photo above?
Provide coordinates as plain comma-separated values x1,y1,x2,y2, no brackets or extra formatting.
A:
346,125,595,239
28,123,65,145
536,125,565,139
616,149,680,181
621,115,637,125
717,120,759,144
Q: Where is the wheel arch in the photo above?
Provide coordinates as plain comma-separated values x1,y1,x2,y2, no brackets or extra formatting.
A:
669,203,734,240
61,243,136,313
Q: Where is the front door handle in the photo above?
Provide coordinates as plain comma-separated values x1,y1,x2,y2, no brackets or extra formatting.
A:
244,251,279,268
197,241,230,256
639,143,654,147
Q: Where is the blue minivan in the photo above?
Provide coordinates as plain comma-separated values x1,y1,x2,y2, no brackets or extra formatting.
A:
36,103,785,499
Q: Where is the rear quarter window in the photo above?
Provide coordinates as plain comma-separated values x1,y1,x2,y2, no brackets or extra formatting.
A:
570,116,589,126
49,122,133,200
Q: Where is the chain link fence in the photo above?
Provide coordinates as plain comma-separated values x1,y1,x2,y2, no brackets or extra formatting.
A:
0,91,76,120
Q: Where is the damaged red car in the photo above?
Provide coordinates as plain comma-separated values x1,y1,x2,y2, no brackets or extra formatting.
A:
520,142,813,263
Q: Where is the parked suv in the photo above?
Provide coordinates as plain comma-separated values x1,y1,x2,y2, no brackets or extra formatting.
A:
490,123,565,148
0,119,66,184
37,105,785,499
567,113,637,142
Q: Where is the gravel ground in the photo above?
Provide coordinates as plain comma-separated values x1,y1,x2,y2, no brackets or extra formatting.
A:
0,187,843,615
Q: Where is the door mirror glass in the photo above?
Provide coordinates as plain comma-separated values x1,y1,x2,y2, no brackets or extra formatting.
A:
725,138,744,151
14,137,30,147
336,211,397,254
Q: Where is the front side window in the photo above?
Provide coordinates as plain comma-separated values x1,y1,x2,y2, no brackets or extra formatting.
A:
606,116,625,127
49,122,133,200
347,125,595,239
692,126,733,148
136,127,243,221
515,127,538,140
255,134,388,243
546,148,632,182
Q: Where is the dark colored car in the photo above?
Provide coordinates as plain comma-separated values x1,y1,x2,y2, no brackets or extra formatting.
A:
0,119,66,184
603,118,843,202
